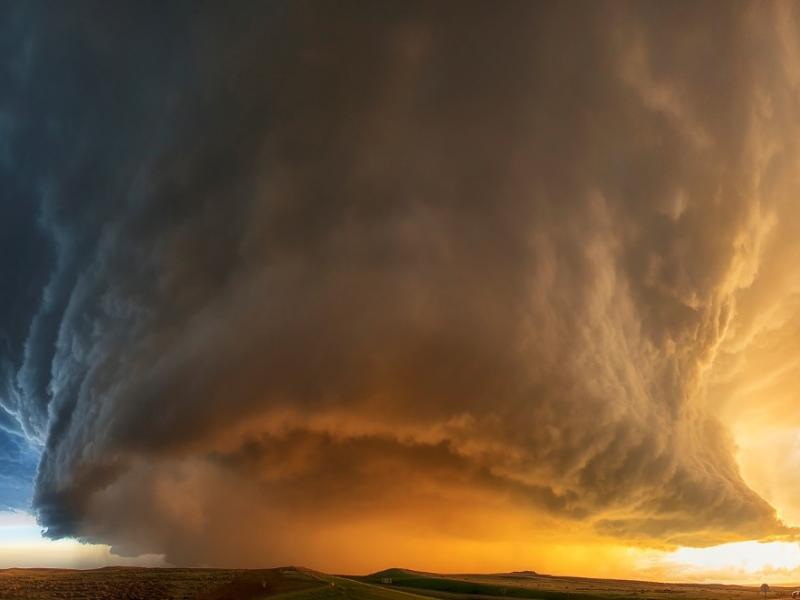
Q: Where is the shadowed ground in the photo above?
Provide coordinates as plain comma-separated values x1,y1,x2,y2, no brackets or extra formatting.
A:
0,565,323,600
354,569,796,600
0,567,794,600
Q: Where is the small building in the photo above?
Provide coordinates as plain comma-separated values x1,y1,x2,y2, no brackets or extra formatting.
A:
381,578,393,585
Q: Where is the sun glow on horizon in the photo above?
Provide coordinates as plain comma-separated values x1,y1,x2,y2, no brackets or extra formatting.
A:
0,511,165,570
2,508,800,585
637,541,800,584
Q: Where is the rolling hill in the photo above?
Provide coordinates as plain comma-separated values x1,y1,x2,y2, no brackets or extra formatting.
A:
0,565,793,600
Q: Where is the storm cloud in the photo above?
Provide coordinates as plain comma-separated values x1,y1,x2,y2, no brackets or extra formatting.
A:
2,0,800,567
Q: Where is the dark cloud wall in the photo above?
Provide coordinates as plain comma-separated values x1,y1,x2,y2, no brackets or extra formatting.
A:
1,0,799,565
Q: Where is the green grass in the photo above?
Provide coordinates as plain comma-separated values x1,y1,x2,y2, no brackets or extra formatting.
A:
270,577,440,600
357,570,778,600
0,567,778,600
358,572,637,600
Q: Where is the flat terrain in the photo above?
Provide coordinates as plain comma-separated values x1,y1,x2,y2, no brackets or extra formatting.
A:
0,566,324,600
0,566,795,600
357,569,797,600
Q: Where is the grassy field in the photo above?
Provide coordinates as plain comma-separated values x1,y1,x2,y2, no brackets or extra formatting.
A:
0,565,324,600
356,569,797,600
273,576,438,600
0,566,795,600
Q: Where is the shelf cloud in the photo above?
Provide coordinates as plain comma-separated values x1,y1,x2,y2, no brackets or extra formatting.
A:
2,1,800,567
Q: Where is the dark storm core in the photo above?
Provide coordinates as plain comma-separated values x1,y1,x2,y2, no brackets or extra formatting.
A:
0,0,798,566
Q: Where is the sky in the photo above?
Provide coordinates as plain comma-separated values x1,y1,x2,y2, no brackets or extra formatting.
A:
2,0,800,584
